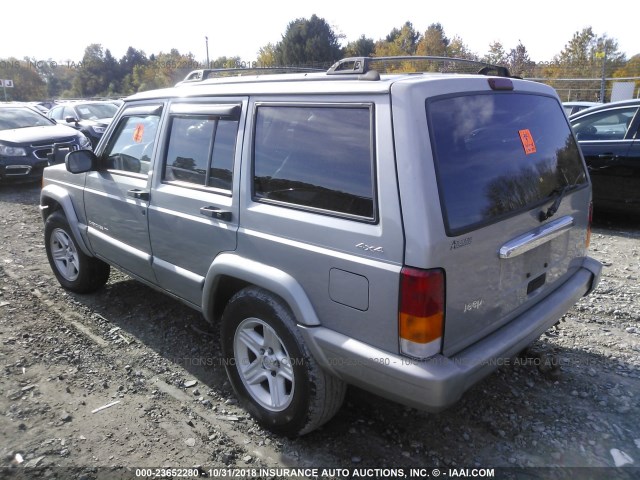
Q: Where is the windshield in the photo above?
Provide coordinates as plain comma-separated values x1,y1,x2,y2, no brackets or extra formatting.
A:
0,107,53,130
427,93,588,235
75,103,118,120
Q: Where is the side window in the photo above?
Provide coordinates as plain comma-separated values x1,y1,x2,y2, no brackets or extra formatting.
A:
163,115,238,191
253,105,375,219
572,107,638,141
103,114,160,174
63,107,77,120
50,107,64,121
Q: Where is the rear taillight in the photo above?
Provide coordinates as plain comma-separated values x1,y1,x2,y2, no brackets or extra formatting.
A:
399,267,445,359
586,201,593,249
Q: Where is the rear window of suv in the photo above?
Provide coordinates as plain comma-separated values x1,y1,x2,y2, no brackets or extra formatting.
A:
427,93,587,235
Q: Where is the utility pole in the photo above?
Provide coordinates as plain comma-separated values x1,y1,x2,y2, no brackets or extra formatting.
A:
599,50,607,103
205,36,210,69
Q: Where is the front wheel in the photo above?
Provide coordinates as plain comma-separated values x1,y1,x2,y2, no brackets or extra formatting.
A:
221,287,346,436
44,211,110,293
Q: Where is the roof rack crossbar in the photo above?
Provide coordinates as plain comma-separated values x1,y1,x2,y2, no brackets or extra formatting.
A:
327,56,512,77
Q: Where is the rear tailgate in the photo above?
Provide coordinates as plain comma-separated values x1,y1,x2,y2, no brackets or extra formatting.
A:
392,76,592,357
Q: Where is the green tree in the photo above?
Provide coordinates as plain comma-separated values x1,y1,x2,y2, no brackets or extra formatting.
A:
612,53,640,97
103,49,119,95
0,57,47,101
131,49,197,92
446,36,477,61
256,43,281,67
507,41,536,77
278,14,342,66
483,41,508,66
546,28,626,101
344,35,375,57
118,47,149,95
374,21,420,56
49,65,76,98
416,23,449,56
72,44,111,97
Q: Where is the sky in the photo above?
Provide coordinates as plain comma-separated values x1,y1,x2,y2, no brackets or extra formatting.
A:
1,0,637,66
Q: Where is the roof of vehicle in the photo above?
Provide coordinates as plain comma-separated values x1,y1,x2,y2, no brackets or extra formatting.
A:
0,102,49,116
0,102,34,108
126,56,552,102
51,100,118,106
569,98,640,119
563,101,601,106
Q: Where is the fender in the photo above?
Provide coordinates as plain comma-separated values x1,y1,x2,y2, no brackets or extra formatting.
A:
202,253,321,327
40,184,93,257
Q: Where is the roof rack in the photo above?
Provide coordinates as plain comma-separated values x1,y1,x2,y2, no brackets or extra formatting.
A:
327,56,512,78
178,66,326,85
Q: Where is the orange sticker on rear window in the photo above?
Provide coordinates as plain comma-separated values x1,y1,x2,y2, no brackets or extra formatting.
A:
518,129,537,155
133,124,144,143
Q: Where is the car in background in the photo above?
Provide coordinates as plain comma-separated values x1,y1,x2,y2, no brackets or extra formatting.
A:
570,99,640,213
48,101,118,148
563,101,601,116
0,103,91,183
27,102,52,115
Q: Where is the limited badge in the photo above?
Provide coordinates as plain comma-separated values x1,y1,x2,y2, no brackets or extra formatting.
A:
518,129,537,155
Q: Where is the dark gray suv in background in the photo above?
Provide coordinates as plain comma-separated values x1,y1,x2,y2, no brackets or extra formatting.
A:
40,57,602,436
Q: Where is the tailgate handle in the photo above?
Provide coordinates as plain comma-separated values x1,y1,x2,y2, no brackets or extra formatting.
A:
499,216,574,259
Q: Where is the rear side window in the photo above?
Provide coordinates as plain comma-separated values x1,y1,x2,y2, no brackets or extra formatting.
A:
427,93,587,235
163,116,238,191
253,105,375,220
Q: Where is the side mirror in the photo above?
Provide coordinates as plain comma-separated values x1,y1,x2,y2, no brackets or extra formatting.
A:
65,116,79,124
66,150,97,174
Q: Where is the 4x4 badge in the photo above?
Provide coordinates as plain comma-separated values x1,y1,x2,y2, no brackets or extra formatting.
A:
356,242,384,253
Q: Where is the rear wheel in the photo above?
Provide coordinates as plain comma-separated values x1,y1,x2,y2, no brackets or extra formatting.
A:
45,211,110,293
221,287,346,436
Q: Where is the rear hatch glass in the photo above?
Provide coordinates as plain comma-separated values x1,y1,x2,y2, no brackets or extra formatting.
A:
426,92,589,355
427,93,587,236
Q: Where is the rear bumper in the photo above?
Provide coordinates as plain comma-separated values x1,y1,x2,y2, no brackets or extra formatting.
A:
300,256,601,412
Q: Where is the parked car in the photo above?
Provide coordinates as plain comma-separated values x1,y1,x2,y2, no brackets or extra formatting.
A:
563,101,601,116
570,99,640,213
27,101,51,114
0,103,91,183
41,56,601,436
48,101,118,149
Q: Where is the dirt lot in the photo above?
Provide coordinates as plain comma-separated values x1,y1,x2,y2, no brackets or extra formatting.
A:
1,183,639,479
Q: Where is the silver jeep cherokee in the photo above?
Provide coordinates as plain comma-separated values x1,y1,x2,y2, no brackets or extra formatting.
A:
40,57,602,436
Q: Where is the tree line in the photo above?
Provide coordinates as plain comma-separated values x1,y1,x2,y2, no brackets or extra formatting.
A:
1,15,638,102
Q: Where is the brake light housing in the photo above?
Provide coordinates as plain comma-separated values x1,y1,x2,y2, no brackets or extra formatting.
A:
399,267,445,359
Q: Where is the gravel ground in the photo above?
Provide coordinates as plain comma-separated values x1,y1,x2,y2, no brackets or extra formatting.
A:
0,183,639,480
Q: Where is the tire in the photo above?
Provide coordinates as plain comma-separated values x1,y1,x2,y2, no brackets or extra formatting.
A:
221,287,346,436
44,211,110,293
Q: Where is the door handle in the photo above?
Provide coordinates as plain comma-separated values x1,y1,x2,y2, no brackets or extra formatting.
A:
199,206,232,221
127,189,150,201
597,153,618,159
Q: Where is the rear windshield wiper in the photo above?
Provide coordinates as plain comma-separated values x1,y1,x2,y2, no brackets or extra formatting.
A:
539,184,578,222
